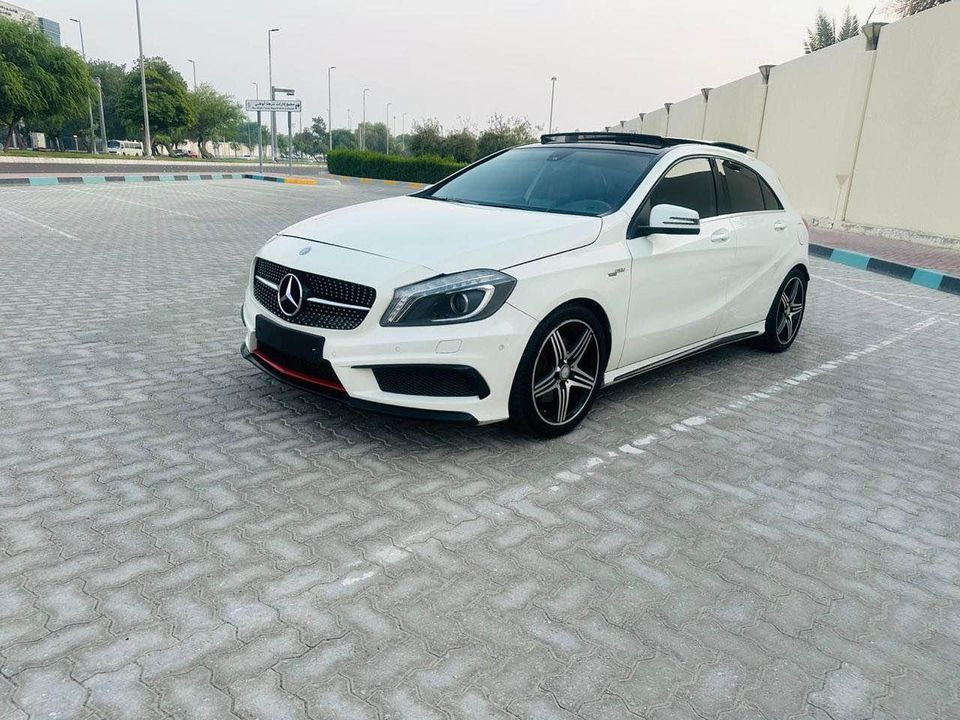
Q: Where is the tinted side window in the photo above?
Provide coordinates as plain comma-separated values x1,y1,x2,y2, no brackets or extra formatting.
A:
645,158,718,221
760,178,783,210
718,160,765,213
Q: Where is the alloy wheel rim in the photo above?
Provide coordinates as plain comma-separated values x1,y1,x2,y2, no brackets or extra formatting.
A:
532,319,600,426
776,277,805,345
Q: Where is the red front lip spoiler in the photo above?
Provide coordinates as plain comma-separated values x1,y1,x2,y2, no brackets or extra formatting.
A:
251,348,345,393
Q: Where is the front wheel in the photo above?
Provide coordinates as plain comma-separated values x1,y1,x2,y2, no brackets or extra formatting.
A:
756,269,807,352
509,306,606,438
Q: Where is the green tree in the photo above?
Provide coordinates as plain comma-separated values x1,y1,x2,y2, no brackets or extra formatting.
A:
804,6,859,53
228,119,268,152
358,121,389,153
408,118,445,157
0,17,93,149
886,0,951,15
309,115,329,151
442,128,478,163
477,115,537,158
87,59,126,141
804,8,837,52
330,127,356,150
187,84,243,158
118,57,193,155
292,128,322,156
837,6,860,40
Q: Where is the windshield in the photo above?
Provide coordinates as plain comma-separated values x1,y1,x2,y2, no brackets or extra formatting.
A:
107,140,121,148
424,146,657,216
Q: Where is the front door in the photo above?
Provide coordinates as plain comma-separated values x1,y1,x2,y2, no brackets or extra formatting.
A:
621,157,737,365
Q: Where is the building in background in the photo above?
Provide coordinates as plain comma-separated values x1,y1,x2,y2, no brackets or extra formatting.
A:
0,2,60,46
0,1,36,23
37,15,59,45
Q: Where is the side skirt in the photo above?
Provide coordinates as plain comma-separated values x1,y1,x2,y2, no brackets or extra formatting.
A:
606,325,764,386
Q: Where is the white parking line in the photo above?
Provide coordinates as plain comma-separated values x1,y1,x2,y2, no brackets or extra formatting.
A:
60,187,200,218
818,276,960,323
0,206,80,240
554,315,940,484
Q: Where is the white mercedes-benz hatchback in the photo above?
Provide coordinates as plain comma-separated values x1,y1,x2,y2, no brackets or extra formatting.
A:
241,132,808,437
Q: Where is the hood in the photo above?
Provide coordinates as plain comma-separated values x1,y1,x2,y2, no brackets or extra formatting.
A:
278,195,602,273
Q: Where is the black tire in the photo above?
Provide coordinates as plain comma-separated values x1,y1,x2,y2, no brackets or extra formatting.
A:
756,268,807,352
509,305,606,438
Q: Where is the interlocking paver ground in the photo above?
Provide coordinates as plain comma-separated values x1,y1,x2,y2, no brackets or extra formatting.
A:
1,180,959,720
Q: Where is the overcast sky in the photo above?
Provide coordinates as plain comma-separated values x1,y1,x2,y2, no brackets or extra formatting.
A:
26,0,888,134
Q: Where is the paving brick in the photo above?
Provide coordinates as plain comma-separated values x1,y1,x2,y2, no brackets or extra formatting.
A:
12,661,87,720
83,663,160,719
1,181,958,719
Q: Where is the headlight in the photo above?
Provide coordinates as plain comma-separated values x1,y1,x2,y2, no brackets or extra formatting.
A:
381,269,517,326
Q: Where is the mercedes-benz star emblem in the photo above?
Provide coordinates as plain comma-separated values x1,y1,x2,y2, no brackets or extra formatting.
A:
277,273,304,317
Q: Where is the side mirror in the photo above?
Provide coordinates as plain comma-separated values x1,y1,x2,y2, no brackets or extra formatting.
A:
634,204,701,237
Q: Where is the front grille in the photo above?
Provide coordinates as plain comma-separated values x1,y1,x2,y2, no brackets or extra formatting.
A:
253,257,376,330
372,365,490,399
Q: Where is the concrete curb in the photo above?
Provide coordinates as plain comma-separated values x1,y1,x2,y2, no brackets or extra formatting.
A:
0,172,245,186
328,174,428,190
810,243,960,296
243,174,340,186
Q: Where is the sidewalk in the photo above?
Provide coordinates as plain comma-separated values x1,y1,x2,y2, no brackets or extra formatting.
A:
809,226,960,277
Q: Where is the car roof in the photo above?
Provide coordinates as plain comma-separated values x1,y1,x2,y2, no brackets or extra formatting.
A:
538,132,752,155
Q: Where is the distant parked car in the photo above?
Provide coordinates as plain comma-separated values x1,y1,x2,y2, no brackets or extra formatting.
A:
173,148,199,158
241,131,810,436
107,140,143,156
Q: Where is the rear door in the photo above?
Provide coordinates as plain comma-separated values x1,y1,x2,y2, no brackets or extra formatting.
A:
622,157,739,365
714,159,794,332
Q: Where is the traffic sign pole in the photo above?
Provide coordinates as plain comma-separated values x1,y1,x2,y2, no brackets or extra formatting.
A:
287,112,293,177
257,111,263,174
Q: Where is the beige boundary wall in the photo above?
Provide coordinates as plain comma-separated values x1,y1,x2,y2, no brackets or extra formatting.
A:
607,1,960,240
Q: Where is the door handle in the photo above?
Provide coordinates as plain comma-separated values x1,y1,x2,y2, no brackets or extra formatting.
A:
774,221,787,231
711,229,731,243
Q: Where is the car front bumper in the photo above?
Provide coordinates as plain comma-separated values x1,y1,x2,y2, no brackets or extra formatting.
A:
241,292,535,425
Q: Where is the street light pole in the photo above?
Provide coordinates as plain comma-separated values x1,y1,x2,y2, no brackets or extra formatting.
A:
187,58,196,90
548,76,557,133
134,0,152,156
252,82,262,172
267,28,279,162
70,18,97,153
386,102,391,154
402,112,406,152
327,66,335,153
361,88,369,150
95,77,107,151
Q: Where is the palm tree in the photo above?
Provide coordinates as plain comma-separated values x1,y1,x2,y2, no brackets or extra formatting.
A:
886,0,951,16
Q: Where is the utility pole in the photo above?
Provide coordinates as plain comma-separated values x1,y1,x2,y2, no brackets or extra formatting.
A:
252,82,263,173
327,66,335,153
268,28,279,161
548,76,557,133
187,58,197,90
134,0,152,156
70,18,97,153
95,78,107,151
386,102,391,154
361,88,369,150
402,112,406,152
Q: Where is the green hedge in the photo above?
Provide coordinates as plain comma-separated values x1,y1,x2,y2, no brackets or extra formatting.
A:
327,149,465,184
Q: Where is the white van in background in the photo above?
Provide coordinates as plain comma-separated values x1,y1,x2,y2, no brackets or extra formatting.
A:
107,140,144,156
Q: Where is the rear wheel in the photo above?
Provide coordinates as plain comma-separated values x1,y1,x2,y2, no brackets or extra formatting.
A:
509,306,605,438
757,269,807,352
